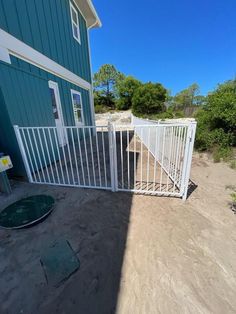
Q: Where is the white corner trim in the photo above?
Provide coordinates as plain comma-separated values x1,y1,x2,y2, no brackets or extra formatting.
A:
87,29,95,126
0,45,11,64
0,29,91,90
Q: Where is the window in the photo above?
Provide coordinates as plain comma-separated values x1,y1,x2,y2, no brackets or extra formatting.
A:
70,2,81,43
49,87,59,119
71,90,84,125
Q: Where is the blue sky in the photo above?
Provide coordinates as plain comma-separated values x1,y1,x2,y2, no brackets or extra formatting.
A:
90,0,236,95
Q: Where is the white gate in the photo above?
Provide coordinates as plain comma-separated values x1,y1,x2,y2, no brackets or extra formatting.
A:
14,119,196,200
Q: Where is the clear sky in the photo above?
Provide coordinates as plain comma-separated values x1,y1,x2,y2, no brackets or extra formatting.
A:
89,0,236,95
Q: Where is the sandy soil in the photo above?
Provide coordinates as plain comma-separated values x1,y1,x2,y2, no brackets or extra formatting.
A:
0,154,236,314
95,110,132,126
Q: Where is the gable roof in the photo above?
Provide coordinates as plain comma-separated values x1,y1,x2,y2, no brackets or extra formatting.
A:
75,0,101,29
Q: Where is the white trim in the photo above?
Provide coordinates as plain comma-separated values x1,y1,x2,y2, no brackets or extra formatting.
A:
48,80,66,127
73,0,101,29
70,89,84,125
70,1,81,44
0,45,11,64
0,29,91,91
48,80,68,146
87,29,95,126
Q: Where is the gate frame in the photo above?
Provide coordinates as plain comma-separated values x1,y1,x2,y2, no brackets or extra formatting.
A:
14,120,196,200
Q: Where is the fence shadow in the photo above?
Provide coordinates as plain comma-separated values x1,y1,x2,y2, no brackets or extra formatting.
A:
186,179,198,199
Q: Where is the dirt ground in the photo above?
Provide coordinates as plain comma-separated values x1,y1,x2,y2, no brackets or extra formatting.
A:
0,153,236,314
95,110,132,126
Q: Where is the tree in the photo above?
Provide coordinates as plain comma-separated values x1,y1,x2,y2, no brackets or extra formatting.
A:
132,83,167,116
193,95,206,106
93,64,124,108
116,76,142,110
173,83,200,109
93,90,115,113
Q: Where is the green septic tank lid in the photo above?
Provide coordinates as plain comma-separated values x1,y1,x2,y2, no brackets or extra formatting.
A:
0,195,54,229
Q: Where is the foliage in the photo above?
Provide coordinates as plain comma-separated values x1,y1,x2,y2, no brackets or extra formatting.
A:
116,76,141,110
93,90,115,111
139,106,184,120
94,104,109,114
193,95,206,106
93,64,125,108
212,146,233,163
93,64,235,166
230,160,236,169
172,83,200,110
194,79,236,157
231,193,236,203
132,82,167,116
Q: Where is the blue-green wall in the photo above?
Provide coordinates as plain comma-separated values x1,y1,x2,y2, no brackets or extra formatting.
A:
0,57,92,127
0,56,92,176
0,0,91,82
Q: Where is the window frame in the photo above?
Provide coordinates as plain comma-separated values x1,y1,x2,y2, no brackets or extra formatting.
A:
69,1,81,44
70,89,84,126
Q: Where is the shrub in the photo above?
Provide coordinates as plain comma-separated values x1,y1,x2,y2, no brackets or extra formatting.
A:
132,83,167,116
94,104,109,114
212,146,233,163
94,90,115,111
230,160,236,169
116,76,141,110
194,79,236,154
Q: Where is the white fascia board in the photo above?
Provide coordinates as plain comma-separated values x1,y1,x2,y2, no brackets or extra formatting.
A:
0,29,91,91
74,0,101,29
0,45,11,64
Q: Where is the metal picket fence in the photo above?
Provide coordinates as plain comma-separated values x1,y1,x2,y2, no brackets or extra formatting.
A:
14,118,196,199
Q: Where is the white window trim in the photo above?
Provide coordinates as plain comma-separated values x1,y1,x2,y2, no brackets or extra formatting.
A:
70,1,81,44
71,89,84,125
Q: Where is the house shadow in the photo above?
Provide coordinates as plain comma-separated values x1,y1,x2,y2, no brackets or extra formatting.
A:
0,130,192,314
34,131,137,314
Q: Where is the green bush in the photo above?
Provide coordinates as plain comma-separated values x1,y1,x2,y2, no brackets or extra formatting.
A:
94,90,115,111
94,104,109,114
132,83,167,116
212,146,233,163
230,160,236,169
194,79,236,155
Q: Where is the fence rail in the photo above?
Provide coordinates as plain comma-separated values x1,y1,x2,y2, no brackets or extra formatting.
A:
14,118,196,200
14,125,112,190
131,116,197,199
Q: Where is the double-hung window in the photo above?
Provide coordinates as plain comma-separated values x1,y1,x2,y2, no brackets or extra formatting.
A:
71,90,84,125
70,2,81,43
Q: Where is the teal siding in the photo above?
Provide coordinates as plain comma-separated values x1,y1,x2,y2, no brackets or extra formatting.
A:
0,57,92,127
0,88,25,175
0,56,92,176
0,0,92,82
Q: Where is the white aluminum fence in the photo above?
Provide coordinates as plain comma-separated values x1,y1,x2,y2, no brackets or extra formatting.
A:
14,119,196,199
14,125,112,190
131,116,197,199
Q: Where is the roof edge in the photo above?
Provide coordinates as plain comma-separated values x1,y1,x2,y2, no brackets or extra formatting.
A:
74,0,102,29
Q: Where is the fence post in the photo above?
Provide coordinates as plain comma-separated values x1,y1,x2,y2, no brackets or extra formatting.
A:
13,125,33,183
108,122,118,192
112,124,118,191
181,122,197,200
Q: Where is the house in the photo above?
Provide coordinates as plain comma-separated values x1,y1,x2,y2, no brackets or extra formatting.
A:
0,0,101,177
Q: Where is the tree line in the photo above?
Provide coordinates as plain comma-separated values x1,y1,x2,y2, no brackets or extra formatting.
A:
93,64,205,117
93,64,236,163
